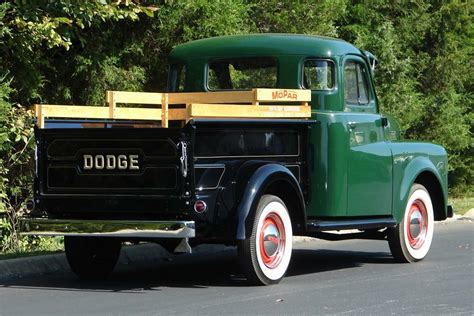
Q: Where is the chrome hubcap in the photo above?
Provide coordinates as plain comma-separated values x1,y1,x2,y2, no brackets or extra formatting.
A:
409,210,422,239
406,199,428,250
263,222,280,257
259,212,286,269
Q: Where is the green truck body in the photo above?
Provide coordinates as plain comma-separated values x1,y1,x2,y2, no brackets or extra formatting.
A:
169,34,449,222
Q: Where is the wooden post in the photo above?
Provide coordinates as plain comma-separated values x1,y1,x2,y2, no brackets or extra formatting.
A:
35,104,44,128
252,89,259,106
106,91,116,119
161,93,169,128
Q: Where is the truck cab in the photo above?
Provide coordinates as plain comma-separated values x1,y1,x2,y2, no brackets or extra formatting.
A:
21,34,451,285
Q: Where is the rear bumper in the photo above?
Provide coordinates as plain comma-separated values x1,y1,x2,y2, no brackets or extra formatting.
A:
20,218,195,238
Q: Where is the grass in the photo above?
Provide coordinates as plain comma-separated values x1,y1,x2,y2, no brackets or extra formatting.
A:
0,249,63,260
0,236,64,260
450,196,474,216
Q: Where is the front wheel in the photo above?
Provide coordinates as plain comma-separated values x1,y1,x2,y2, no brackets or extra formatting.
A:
65,236,122,280
238,194,293,285
388,184,434,263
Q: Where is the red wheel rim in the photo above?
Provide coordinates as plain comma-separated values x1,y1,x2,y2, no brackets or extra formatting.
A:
259,212,286,269
406,199,428,249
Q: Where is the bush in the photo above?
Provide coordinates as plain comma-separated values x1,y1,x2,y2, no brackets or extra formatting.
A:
0,76,36,252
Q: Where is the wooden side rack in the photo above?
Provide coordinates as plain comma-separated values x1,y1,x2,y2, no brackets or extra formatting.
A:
34,88,311,128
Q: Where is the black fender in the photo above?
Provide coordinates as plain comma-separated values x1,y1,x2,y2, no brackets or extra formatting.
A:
236,163,305,240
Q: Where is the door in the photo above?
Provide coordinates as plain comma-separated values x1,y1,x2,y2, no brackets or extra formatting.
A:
343,57,392,216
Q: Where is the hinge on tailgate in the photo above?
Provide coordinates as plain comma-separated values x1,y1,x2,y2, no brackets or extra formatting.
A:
179,141,188,178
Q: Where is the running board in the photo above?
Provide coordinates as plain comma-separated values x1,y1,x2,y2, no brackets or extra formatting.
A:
308,231,387,241
306,217,397,232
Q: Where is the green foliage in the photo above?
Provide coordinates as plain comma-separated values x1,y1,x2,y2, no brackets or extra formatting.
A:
0,75,35,252
0,1,153,105
250,0,347,36
0,0,472,253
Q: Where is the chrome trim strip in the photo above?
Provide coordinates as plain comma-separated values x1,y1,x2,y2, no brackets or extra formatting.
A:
20,218,195,238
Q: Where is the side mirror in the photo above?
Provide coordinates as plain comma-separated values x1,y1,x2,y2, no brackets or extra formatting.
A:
362,50,378,75
381,117,388,127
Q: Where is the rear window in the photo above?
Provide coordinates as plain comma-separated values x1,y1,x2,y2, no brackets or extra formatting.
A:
207,57,278,90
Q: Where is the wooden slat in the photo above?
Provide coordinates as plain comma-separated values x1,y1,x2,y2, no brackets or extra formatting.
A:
35,104,188,123
112,108,161,120
108,90,311,105
168,91,254,104
254,88,311,102
167,89,311,104
112,108,187,121
107,90,163,105
166,108,188,120
189,103,311,118
40,105,110,119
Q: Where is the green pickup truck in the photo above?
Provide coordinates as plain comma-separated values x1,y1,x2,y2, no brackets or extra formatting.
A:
21,34,452,285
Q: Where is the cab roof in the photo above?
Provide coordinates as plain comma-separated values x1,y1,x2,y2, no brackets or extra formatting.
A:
169,34,362,61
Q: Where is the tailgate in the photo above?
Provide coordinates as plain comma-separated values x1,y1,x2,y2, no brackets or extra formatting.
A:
36,126,193,197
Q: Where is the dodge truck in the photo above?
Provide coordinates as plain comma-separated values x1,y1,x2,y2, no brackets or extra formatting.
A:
20,34,452,285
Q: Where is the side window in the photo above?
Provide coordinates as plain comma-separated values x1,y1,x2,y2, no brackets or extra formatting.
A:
303,60,334,90
169,64,186,92
177,64,186,92
344,61,370,105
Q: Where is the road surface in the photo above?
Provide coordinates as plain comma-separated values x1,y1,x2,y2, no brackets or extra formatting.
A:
0,220,472,315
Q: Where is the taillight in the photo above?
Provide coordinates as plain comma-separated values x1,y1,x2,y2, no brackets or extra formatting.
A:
194,200,207,213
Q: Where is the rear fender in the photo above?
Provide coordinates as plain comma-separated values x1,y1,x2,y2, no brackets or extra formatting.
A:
236,164,305,240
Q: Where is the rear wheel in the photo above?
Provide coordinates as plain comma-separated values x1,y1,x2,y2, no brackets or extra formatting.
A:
388,184,434,263
238,195,293,285
65,237,121,280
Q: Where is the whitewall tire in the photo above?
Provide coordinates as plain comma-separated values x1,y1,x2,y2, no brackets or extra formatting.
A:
238,194,293,285
388,184,434,263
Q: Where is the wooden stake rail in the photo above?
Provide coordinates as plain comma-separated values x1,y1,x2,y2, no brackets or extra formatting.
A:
34,88,311,128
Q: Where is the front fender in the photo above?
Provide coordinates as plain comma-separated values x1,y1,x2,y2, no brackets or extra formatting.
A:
236,164,304,240
394,154,447,222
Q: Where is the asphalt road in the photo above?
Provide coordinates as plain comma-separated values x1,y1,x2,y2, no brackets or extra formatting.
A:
0,220,472,315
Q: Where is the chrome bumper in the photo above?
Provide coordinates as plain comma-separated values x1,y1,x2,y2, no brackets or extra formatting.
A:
20,218,195,238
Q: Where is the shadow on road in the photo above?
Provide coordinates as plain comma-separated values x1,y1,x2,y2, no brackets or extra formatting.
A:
0,247,394,293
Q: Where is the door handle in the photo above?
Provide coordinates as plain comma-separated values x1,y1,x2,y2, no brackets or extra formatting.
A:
347,121,357,130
